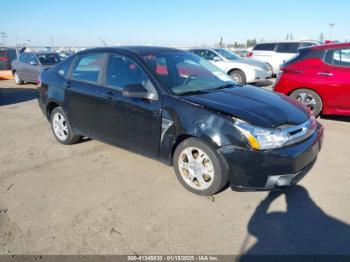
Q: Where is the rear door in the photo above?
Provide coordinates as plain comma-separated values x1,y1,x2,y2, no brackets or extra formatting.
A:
25,53,40,82
65,52,107,138
321,48,350,112
99,53,162,156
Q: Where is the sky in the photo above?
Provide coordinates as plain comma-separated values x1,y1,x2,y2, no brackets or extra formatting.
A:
1,0,350,47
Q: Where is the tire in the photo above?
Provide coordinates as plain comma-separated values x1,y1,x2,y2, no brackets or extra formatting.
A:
173,138,228,196
290,89,323,117
50,107,80,145
229,70,246,84
14,71,24,85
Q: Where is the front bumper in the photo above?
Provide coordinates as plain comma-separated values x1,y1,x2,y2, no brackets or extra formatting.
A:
246,69,272,83
219,123,324,191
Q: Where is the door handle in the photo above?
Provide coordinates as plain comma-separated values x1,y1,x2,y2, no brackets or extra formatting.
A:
103,91,113,100
317,72,334,77
63,81,71,88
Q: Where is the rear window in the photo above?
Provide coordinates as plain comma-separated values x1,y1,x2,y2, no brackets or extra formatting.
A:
37,54,61,65
253,43,276,51
0,48,17,70
276,43,300,53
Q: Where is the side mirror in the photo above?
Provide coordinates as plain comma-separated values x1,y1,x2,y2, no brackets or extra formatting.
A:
122,84,158,101
213,56,222,62
30,61,38,66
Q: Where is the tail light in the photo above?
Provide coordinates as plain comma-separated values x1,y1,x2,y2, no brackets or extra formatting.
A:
0,57,9,61
247,52,253,57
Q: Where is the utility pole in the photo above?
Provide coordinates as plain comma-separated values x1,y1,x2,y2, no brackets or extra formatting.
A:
319,32,324,43
51,36,54,48
219,37,223,48
329,23,335,40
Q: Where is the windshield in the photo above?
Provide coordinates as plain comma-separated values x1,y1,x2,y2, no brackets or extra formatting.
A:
142,52,235,95
214,49,241,60
36,53,61,65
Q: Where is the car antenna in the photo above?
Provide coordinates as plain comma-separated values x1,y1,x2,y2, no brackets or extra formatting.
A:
98,36,108,47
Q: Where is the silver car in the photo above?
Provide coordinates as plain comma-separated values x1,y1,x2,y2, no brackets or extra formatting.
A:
189,48,272,84
11,52,61,84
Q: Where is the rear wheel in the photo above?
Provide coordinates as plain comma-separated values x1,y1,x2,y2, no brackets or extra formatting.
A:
14,71,24,85
229,70,246,84
290,89,323,117
50,107,80,145
173,138,228,196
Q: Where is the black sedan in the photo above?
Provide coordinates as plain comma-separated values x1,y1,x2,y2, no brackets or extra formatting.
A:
11,52,61,84
38,46,324,196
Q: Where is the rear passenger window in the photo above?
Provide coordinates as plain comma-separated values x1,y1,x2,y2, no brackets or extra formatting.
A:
276,43,300,53
253,43,276,51
72,53,104,83
326,49,350,67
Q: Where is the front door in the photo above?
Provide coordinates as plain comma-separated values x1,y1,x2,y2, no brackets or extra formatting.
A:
99,53,162,157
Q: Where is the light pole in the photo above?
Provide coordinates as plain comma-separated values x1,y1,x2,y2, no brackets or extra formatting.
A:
329,23,335,41
1,32,7,45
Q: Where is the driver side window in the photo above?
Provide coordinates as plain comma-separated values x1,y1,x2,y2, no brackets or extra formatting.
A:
106,54,156,94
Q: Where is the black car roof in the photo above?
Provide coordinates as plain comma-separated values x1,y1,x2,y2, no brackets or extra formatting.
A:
80,46,187,56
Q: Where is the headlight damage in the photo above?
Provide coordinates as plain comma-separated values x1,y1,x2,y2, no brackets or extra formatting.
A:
234,116,317,150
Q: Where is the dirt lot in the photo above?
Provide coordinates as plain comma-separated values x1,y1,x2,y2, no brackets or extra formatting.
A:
1,80,350,255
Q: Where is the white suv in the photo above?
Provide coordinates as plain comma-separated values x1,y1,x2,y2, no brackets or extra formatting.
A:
249,41,318,75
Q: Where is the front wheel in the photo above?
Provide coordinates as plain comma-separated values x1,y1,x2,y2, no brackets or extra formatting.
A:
14,71,24,85
50,107,80,145
290,89,323,117
173,138,228,196
229,70,246,84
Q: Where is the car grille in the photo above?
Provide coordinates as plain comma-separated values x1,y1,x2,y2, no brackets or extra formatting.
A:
278,117,317,146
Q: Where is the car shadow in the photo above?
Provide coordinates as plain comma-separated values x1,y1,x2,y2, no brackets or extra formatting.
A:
0,87,38,106
252,79,274,88
239,186,350,259
321,115,350,123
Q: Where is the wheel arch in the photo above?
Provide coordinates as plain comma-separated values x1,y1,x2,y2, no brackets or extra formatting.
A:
46,100,62,119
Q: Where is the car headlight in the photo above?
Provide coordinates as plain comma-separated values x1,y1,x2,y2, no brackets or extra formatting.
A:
234,119,291,150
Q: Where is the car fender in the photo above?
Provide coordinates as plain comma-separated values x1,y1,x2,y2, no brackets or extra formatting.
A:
159,96,247,164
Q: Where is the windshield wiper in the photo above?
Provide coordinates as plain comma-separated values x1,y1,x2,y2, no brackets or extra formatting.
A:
207,83,237,92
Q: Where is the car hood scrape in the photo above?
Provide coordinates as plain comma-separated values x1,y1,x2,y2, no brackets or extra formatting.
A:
182,85,309,128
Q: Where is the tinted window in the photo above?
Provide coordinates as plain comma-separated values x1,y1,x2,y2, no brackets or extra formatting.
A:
106,54,156,93
27,54,38,64
276,43,300,53
253,43,276,51
56,59,71,77
193,50,218,60
72,53,104,83
300,42,315,48
326,49,350,67
19,54,28,63
37,53,61,65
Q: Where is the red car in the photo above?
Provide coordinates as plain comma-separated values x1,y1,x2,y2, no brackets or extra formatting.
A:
274,42,350,117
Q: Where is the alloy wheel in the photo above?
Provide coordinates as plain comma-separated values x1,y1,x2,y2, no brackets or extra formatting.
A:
296,92,317,112
52,112,69,141
178,147,215,190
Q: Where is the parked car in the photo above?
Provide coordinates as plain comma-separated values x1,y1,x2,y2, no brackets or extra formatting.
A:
189,48,271,84
11,52,62,84
249,41,319,75
230,48,249,58
0,47,18,70
274,42,350,117
38,46,323,196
